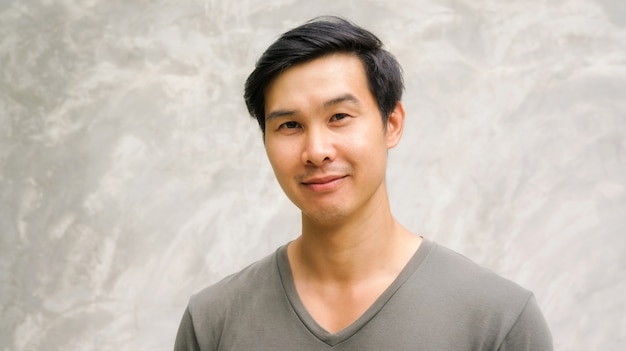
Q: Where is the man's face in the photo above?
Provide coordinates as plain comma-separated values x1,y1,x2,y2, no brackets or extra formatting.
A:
263,53,404,224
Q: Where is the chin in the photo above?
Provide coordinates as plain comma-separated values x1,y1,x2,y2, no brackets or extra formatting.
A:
302,204,351,225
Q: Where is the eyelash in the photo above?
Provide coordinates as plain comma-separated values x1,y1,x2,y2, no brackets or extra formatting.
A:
278,113,351,130
280,121,300,129
330,113,349,121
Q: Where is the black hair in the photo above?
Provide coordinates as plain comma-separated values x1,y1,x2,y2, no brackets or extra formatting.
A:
243,16,404,134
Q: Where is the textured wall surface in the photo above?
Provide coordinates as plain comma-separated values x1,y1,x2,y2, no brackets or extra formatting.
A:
1,0,625,350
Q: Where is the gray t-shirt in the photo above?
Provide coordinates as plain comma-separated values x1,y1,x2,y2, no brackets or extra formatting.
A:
175,238,552,350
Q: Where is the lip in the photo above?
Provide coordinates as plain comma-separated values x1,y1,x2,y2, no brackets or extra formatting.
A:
301,175,347,192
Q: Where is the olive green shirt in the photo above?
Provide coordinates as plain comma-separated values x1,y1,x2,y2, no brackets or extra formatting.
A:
174,238,552,350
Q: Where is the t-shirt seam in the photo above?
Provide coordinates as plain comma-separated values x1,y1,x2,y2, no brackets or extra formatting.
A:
184,304,206,350
495,291,533,351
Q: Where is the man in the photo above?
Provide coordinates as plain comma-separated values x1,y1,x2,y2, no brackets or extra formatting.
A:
175,16,552,350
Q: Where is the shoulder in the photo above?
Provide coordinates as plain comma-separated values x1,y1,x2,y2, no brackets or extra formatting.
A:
188,248,281,316
422,240,532,304
413,240,552,348
175,248,285,350
411,241,529,324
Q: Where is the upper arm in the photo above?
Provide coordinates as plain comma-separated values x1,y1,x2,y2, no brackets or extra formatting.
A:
174,306,202,351
498,294,553,351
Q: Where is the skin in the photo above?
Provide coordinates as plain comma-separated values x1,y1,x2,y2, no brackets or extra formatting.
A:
264,53,422,333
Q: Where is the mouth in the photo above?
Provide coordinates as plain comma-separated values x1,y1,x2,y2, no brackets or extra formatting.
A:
302,175,346,185
301,175,347,192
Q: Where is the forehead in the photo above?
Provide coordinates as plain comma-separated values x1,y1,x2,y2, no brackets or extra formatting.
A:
264,54,374,116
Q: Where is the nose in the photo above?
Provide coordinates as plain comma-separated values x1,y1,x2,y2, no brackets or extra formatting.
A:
302,127,335,166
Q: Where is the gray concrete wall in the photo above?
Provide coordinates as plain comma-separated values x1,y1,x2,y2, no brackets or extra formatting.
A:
1,0,625,350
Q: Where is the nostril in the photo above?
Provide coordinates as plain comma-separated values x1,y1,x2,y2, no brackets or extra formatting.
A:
301,128,336,166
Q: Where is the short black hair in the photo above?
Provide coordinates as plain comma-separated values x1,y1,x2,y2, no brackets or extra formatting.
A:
244,16,404,134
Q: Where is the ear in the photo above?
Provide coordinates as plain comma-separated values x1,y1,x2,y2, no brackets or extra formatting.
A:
385,101,405,149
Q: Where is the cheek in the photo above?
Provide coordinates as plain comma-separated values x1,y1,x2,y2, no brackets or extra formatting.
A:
357,139,389,181
344,127,388,158
266,142,296,177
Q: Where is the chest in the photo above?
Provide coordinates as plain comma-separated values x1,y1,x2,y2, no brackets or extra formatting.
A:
295,277,394,334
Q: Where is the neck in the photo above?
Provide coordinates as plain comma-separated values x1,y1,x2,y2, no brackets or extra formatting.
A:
290,187,420,284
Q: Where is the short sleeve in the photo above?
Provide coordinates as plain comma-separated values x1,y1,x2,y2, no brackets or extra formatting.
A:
498,294,553,351
174,306,202,351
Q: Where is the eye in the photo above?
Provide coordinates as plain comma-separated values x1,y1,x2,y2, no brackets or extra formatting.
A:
330,113,350,122
279,121,301,129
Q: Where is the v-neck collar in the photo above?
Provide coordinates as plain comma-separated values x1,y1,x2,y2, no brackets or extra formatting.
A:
276,238,433,347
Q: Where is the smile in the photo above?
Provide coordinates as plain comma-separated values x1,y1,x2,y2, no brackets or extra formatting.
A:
301,175,347,192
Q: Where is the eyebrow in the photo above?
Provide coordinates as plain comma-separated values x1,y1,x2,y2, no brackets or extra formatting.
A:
265,109,296,121
265,93,361,121
323,93,360,109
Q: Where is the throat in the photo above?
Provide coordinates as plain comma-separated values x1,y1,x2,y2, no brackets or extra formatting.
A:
287,222,423,334
297,278,392,334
